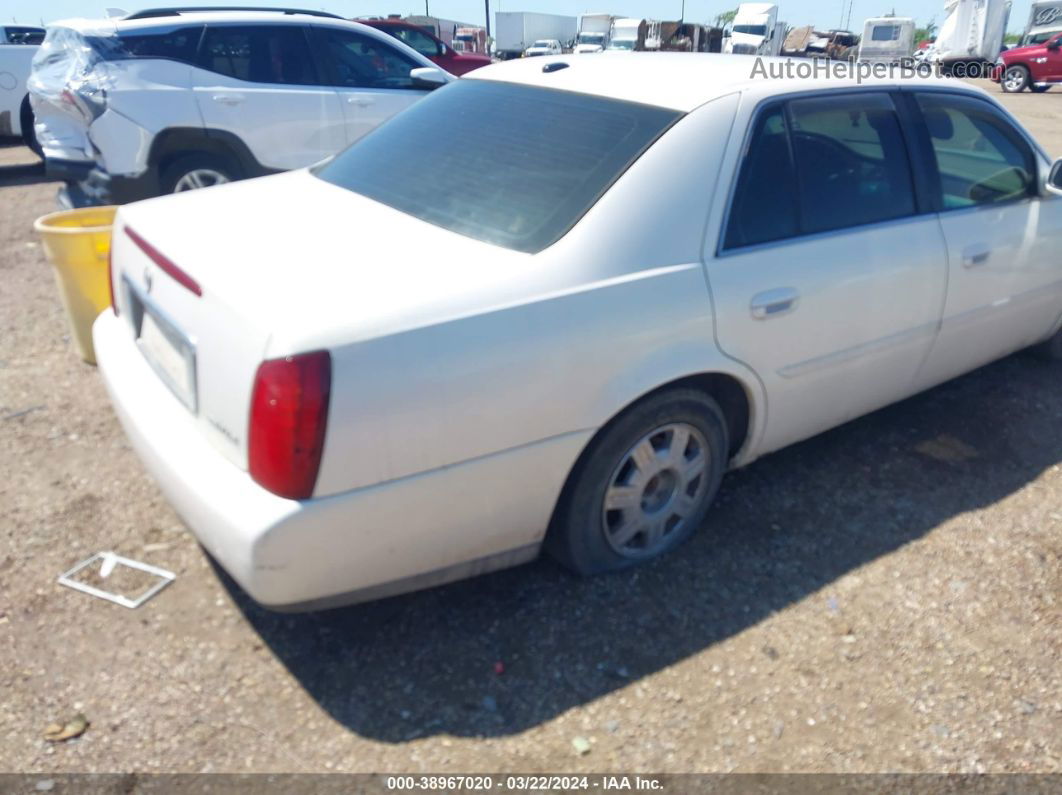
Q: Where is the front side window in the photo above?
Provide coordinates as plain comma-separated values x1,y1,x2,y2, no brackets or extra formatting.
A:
200,25,317,85
916,93,1036,209
314,80,680,253
387,26,441,57
725,92,916,249
315,28,419,89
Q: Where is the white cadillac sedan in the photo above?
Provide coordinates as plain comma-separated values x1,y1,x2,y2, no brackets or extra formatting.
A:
94,54,1062,610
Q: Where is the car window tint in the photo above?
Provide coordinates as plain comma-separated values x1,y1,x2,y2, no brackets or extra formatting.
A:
200,25,317,85
7,27,45,45
724,107,800,249
387,26,441,57
112,26,202,63
915,93,1035,210
316,28,420,89
789,93,916,234
314,80,681,253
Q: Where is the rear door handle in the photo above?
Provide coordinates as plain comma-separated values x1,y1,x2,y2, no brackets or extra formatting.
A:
962,244,991,268
347,95,375,107
212,93,245,105
750,287,799,320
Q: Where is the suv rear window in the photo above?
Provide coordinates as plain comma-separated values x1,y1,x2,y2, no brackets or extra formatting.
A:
115,26,202,61
314,80,680,253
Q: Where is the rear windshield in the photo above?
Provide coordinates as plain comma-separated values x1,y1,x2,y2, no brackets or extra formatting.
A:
314,80,680,253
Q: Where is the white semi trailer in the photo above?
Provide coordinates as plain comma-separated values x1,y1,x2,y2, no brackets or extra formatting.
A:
494,11,578,59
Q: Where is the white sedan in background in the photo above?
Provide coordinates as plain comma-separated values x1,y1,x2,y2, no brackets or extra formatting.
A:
94,55,1062,610
524,39,563,56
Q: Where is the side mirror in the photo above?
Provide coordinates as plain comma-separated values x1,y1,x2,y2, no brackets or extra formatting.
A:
1049,38,1062,50
1048,158,1062,195
410,67,449,90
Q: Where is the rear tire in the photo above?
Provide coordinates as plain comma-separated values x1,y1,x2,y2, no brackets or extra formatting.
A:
160,153,240,194
20,96,41,158
546,388,728,576
1002,65,1030,93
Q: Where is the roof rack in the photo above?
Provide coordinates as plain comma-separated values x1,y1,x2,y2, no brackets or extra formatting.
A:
124,6,344,20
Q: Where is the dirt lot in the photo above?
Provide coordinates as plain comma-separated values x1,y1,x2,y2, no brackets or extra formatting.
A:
1,81,1061,776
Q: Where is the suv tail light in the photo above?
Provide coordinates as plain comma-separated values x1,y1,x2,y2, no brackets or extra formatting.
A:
248,351,332,500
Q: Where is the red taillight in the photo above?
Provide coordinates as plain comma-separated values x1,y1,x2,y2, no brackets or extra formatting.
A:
108,243,118,316
248,351,332,500
124,226,202,297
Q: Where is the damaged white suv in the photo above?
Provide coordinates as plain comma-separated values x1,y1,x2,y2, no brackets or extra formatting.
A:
29,7,450,207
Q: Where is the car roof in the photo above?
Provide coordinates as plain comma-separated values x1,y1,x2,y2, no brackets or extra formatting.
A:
465,52,986,111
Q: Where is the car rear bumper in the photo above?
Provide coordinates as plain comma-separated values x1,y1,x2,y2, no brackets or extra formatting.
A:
49,158,159,208
93,309,586,610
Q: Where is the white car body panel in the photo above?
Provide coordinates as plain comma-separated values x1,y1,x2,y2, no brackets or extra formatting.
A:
331,85,427,147
95,55,1062,608
0,44,36,137
94,312,585,606
191,71,347,171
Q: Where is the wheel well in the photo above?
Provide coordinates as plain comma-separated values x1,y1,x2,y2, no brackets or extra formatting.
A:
544,372,753,544
149,128,260,179
636,373,751,459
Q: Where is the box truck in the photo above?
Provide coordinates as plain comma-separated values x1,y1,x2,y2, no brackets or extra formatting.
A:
607,18,647,50
574,13,616,53
494,12,578,59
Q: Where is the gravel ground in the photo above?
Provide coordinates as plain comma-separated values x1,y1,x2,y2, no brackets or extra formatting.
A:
1,81,1061,775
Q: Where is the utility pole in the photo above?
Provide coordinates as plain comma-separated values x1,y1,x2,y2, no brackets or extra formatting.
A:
485,0,491,37
681,0,686,22
425,1,430,15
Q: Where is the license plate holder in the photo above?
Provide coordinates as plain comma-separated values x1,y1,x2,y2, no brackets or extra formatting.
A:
126,279,198,412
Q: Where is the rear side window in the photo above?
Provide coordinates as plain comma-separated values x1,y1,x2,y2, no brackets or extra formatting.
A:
725,92,916,249
314,27,420,89
789,93,915,234
915,93,1036,209
110,26,203,63
314,80,681,253
199,25,318,85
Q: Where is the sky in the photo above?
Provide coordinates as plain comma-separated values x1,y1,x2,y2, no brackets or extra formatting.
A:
7,0,1036,35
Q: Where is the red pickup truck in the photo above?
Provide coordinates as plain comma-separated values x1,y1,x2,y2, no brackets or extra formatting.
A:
361,19,492,76
994,31,1062,92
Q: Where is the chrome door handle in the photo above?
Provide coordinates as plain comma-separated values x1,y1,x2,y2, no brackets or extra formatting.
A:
212,93,245,105
750,288,799,320
962,245,991,268
347,96,375,106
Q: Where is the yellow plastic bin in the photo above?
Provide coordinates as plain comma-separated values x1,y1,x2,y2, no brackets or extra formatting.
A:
34,206,118,365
